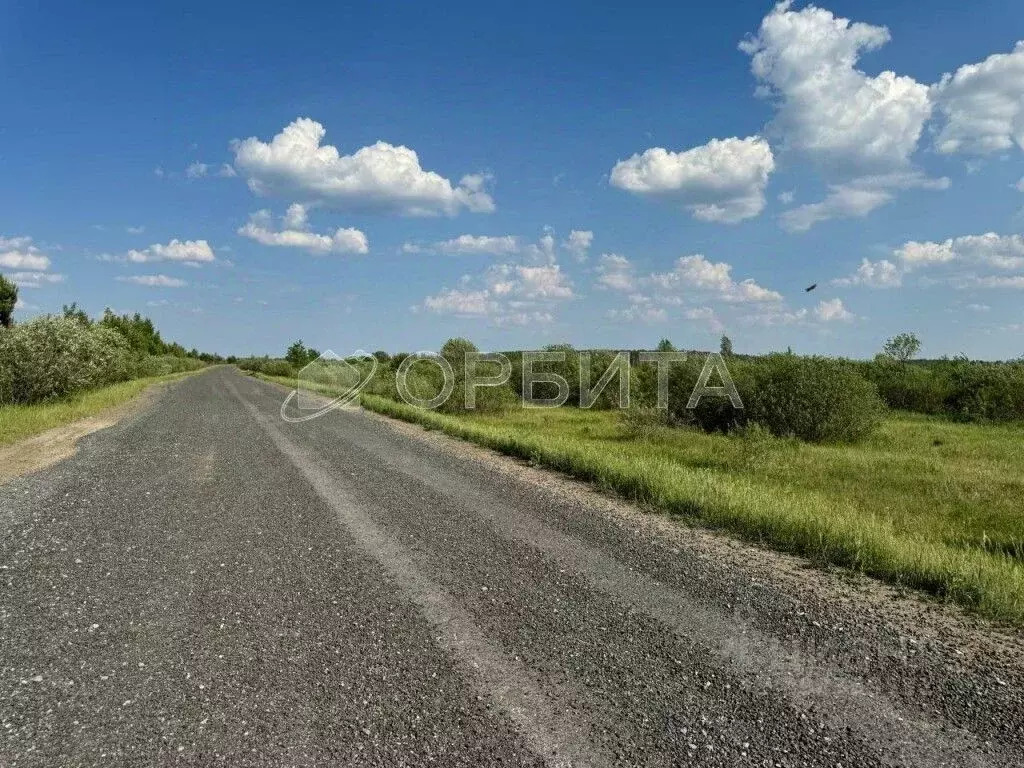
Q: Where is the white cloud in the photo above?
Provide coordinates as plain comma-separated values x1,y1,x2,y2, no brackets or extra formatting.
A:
847,232,1024,290
895,239,956,266
0,234,52,271
126,225,146,235
607,305,667,323
422,258,573,325
648,254,783,303
282,203,309,230
217,163,237,178
814,297,854,322
610,136,775,223
1017,176,1024,192
595,253,635,291
897,233,1024,270
127,239,215,265
741,2,931,175
117,275,187,287
423,288,496,316
741,2,944,229
563,230,594,261
932,41,1024,155
0,250,50,271
433,234,520,256
489,263,574,300
231,118,494,216
683,306,725,332
780,172,949,232
832,258,903,288
238,209,369,255
185,162,209,179
6,271,65,288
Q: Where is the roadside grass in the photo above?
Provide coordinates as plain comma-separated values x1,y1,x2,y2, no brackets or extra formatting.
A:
251,370,1024,624
0,369,205,447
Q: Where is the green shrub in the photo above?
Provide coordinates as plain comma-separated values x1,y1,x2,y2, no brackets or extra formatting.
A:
236,357,295,378
746,355,885,443
939,358,1024,423
665,357,752,434
0,316,136,405
135,354,206,377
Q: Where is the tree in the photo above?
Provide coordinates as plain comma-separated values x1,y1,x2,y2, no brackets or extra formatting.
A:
720,335,734,358
0,274,17,328
883,332,921,363
656,338,675,352
285,340,310,368
62,302,91,326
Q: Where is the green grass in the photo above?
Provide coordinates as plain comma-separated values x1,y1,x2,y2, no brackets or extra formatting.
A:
0,369,204,447
253,370,1024,624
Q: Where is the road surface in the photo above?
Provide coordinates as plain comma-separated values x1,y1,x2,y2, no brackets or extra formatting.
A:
1,367,1021,766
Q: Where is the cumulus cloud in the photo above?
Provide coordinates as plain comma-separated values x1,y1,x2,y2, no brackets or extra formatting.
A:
421,257,573,325
832,258,903,288
403,230,586,261
238,208,369,255
595,254,635,291
610,136,775,223
6,271,65,288
932,41,1024,155
741,2,931,174
607,305,667,324
898,233,1024,270
814,298,854,322
231,118,494,216
127,239,215,265
185,162,209,179
423,288,496,316
841,232,1024,289
433,235,520,256
0,250,50,271
741,2,949,229
563,230,594,261
683,306,725,332
0,234,52,271
117,275,187,287
648,254,783,303
780,172,949,231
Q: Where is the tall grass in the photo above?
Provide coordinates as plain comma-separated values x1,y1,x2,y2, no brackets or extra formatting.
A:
0,369,203,446
357,393,1024,625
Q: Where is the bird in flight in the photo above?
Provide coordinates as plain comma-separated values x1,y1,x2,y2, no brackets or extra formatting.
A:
805,283,817,292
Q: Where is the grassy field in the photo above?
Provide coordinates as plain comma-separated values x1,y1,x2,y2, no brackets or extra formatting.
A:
251,370,1024,624
0,369,204,447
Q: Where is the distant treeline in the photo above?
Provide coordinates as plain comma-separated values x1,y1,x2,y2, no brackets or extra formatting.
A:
237,334,1023,444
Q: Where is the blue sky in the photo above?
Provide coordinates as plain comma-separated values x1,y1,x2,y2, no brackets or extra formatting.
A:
2,0,1023,358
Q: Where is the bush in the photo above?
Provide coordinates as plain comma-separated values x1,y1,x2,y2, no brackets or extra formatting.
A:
746,355,885,443
135,354,207,377
236,357,296,378
0,316,136,405
665,357,752,434
862,357,1024,423
939,358,1024,423
661,354,883,443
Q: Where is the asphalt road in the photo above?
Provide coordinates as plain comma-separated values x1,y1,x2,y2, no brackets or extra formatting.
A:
1,367,1021,767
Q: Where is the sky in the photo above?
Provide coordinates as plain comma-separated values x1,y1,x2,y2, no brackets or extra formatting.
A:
2,0,1023,359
